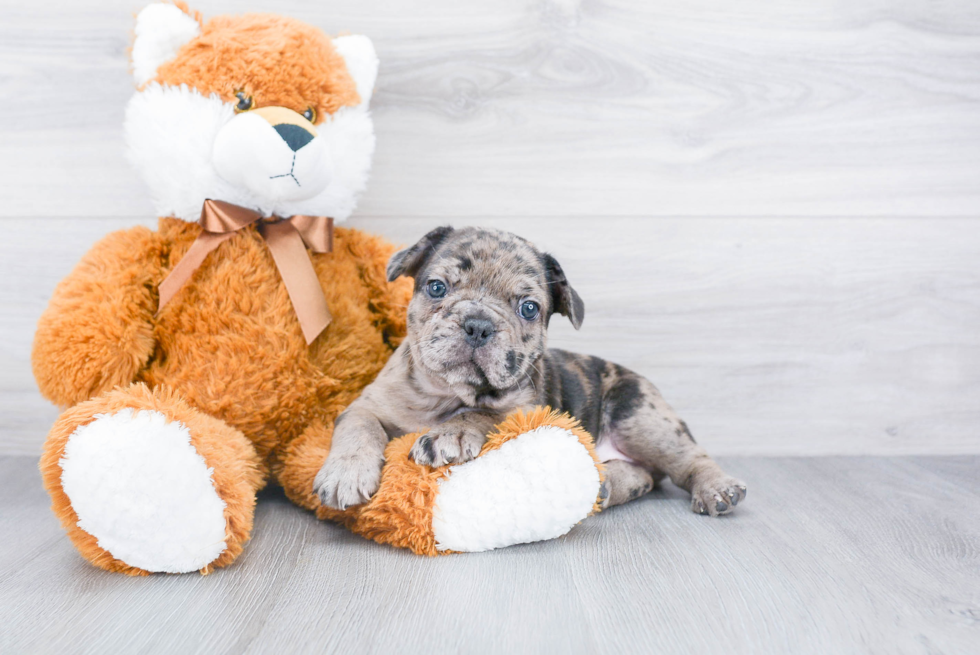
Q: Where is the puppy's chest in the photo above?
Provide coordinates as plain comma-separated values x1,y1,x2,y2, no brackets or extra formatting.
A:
378,396,458,437
393,375,534,434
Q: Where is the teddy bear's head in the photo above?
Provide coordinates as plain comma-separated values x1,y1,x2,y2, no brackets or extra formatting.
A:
126,2,378,222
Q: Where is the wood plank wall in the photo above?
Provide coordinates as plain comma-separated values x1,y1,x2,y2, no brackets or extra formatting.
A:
2,0,978,455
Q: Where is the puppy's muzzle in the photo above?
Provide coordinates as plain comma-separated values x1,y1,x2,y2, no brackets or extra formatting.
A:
462,315,495,348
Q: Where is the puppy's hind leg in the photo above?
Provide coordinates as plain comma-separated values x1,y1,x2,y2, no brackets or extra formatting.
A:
601,367,746,517
600,459,655,509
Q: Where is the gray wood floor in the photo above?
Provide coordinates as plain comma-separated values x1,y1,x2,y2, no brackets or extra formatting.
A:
1,455,978,655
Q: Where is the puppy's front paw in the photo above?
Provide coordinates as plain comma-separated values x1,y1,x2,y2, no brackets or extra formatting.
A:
410,425,486,467
313,453,383,510
690,475,747,517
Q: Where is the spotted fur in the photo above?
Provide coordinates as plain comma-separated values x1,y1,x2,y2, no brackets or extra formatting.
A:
315,227,747,515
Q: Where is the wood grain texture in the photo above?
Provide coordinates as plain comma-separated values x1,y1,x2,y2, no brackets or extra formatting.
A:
1,0,979,218
1,455,978,654
3,216,978,456
2,0,979,456
3,2,979,650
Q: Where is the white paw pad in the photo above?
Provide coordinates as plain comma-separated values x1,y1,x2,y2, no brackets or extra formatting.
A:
431,426,600,552
60,408,228,573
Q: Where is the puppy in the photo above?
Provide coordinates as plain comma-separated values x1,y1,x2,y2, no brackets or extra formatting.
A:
314,227,746,516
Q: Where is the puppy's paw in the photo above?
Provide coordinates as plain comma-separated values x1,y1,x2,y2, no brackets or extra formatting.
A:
600,459,655,509
313,453,384,510
690,475,747,517
410,425,487,467
597,479,611,509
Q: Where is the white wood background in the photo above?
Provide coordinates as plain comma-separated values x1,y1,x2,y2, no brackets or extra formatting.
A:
1,0,979,455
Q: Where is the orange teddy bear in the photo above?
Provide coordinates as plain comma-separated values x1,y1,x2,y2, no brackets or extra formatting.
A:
32,3,603,575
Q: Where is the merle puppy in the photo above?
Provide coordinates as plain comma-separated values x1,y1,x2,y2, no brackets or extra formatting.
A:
315,226,746,515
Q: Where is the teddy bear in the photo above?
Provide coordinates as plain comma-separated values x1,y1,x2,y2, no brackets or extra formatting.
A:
32,2,603,575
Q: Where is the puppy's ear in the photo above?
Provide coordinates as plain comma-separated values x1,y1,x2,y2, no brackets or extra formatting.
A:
542,253,585,330
387,226,455,282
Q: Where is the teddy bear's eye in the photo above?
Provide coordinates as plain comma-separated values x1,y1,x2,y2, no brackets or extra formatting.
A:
302,106,317,123
234,91,254,113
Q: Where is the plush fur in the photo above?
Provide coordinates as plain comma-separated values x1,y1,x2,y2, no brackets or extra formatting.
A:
131,3,201,86
323,408,604,556
151,8,362,116
34,3,603,573
125,3,377,221
34,220,412,573
39,384,264,575
33,3,413,574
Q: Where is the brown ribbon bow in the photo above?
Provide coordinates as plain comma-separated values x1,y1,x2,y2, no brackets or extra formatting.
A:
157,199,334,344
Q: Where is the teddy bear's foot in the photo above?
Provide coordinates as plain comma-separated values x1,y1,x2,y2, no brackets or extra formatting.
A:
430,412,602,552
60,408,228,573
40,384,264,575
334,407,604,555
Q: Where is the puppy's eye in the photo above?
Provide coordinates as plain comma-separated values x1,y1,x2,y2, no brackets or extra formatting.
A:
426,280,447,298
302,106,317,123
234,91,254,113
519,300,540,320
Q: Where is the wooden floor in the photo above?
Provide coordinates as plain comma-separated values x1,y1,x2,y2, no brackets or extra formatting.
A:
1,455,977,654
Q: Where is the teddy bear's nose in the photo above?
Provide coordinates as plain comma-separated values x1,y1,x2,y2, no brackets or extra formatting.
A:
273,123,315,152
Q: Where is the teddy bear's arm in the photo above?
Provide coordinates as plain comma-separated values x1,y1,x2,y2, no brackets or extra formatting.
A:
346,229,414,349
32,226,163,407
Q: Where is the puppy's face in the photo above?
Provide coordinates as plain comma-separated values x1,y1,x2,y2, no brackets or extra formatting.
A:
387,227,584,395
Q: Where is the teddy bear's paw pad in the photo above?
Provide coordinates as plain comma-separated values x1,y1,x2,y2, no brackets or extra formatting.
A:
59,408,228,573
431,425,600,552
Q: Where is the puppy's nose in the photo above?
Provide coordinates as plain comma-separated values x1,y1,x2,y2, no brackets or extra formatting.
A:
273,123,315,152
463,316,495,348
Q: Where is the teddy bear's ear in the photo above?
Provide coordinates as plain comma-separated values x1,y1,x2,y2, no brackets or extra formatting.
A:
333,35,380,106
131,3,201,86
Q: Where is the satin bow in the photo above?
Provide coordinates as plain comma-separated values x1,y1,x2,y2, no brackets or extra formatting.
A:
157,199,334,344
